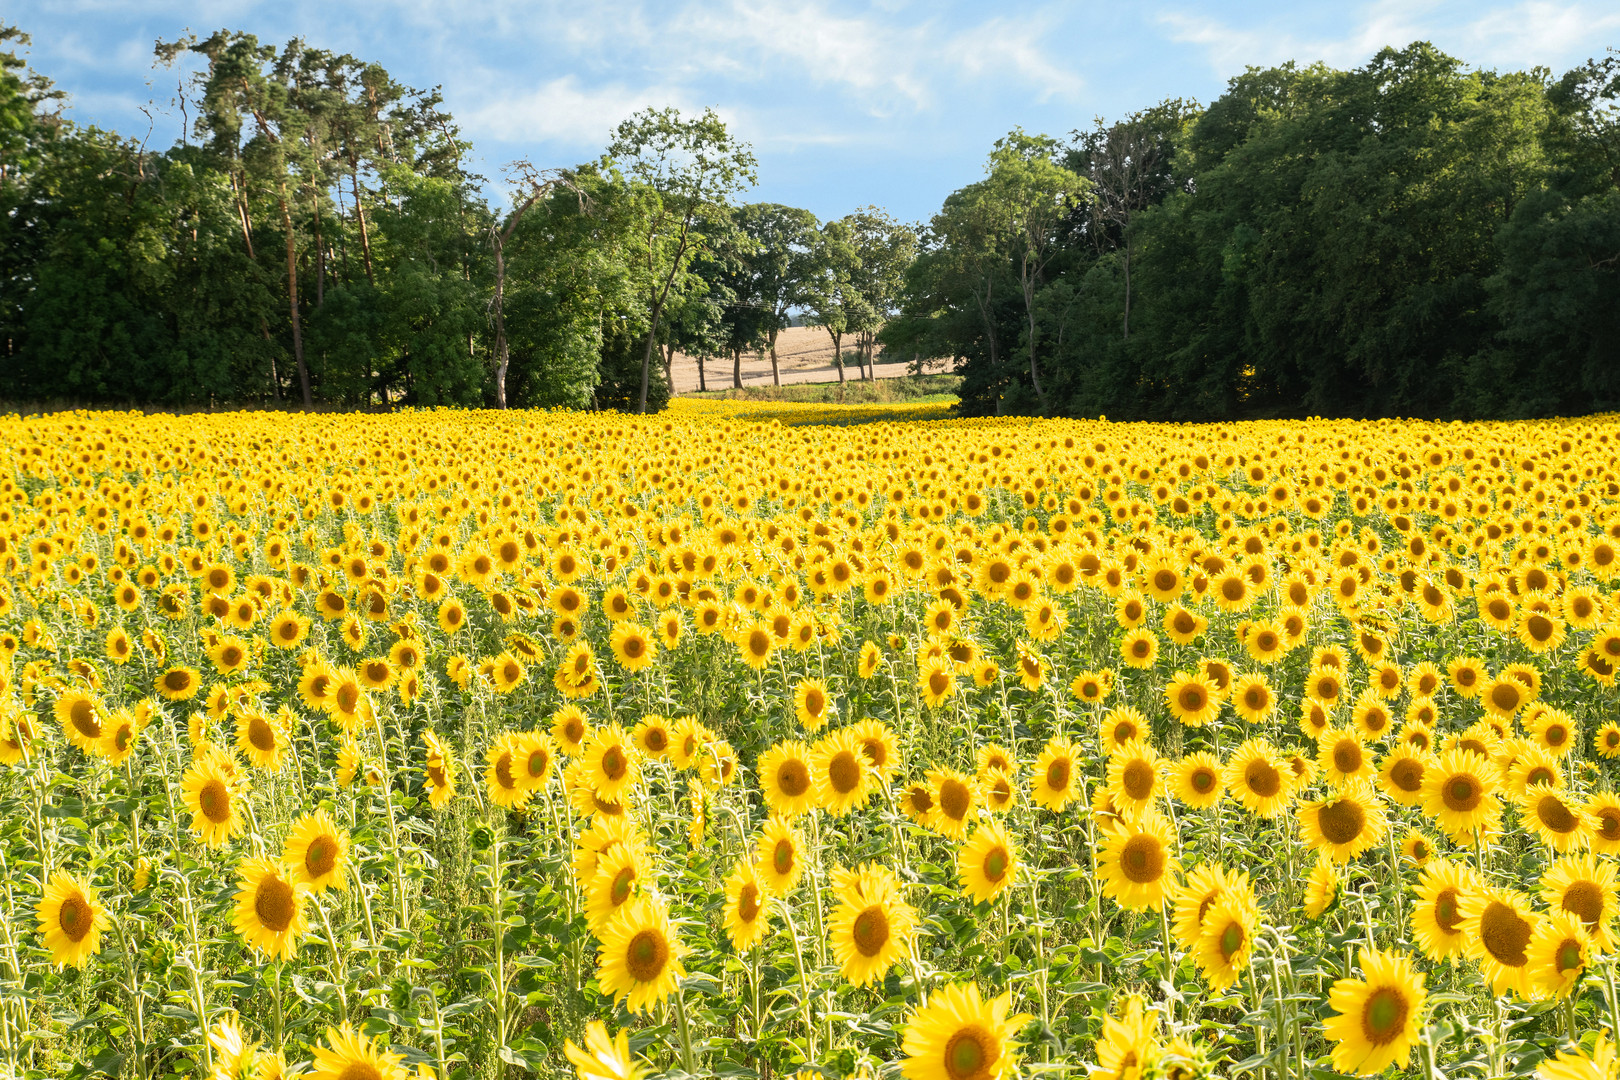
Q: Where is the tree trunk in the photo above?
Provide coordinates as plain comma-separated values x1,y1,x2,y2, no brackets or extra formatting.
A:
1021,258,1046,411
732,347,742,389
696,355,706,393
768,327,781,386
831,330,845,383
637,301,664,413
275,183,312,407
350,158,375,286
491,231,509,409
1122,238,1132,340
312,194,325,308
662,342,675,392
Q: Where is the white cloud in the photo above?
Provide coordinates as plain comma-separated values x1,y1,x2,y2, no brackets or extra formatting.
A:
1157,0,1620,79
462,75,696,147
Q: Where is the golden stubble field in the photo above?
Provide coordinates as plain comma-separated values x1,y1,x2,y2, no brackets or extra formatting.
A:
2,402,1619,1080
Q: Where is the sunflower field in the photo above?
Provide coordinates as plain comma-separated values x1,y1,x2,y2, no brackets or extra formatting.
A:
3,406,1620,1080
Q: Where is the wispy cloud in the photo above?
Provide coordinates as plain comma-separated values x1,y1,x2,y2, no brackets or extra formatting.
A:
462,75,696,147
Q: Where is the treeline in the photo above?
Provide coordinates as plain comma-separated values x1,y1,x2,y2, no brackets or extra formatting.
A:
884,42,1620,420
0,26,915,410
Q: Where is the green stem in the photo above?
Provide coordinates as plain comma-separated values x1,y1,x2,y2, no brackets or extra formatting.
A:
673,986,696,1073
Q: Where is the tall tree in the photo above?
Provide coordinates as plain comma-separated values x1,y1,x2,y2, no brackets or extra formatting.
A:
605,107,756,413
733,203,818,386
843,206,917,380
801,218,864,384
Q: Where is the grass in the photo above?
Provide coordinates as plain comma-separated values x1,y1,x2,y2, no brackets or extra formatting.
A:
677,373,962,405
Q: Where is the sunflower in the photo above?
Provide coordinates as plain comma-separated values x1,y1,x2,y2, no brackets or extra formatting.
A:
927,768,978,839
1409,859,1477,961
1225,739,1293,819
422,730,456,810
309,1023,409,1080
1175,752,1224,809
1099,706,1145,753
1458,885,1539,997
1098,814,1181,911
487,651,525,694
1119,628,1159,669
853,718,901,782
554,642,600,699
1349,691,1394,743
565,1020,647,1080
858,640,883,679
633,715,672,760
1093,994,1162,1079
1420,750,1502,845
235,708,286,772
1070,668,1113,706
756,740,814,818
959,819,1019,905
1399,831,1436,867
793,678,833,732
1377,748,1432,807
1540,853,1618,950
1587,793,1620,858
1481,675,1527,721
917,656,957,709
36,870,107,969
1171,863,1248,950
1164,671,1220,728
899,981,1027,1080
98,707,142,766
1537,1033,1619,1080
436,596,468,635
230,857,308,961
156,665,202,702
586,844,648,932
1230,673,1276,724
755,815,805,895
1304,858,1339,918
1317,728,1374,788
1595,722,1620,760
1195,897,1258,991
1323,948,1427,1077
1527,707,1578,759
829,865,916,987
738,622,774,670
597,898,686,1014
484,732,531,810
668,716,712,772
1106,740,1162,823
722,860,772,954
609,622,656,673
902,781,936,824
1162,604,1207,645
182,754,244,847
551,704,591,757
1529,912,1594,1000
583,724,639,806
1298,782,1387,863
282,809,350,894
1520,784,1589,852
1444,655,1485,698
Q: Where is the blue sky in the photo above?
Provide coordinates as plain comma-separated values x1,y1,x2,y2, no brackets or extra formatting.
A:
10,0,1619,224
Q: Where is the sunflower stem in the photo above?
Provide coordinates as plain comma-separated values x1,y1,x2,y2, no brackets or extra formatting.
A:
1605,960,1620,1052
673,985,696,1073
314,896,350,1022
270,959,284,1056
368,710,409,930
112,913,149,1080
1563,995,1576,1044
780,905,818,1061
1157,901,1176,1025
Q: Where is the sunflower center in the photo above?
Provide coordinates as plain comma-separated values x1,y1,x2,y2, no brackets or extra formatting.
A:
1443,775,1481,811
1479,901,1531,966
908,788,934,814
804,689,825,717
254,874,296,933
1528,615,1554,642
1559,881,1604,927
773,839,795,876
1245,760,1281,798
939,778,970,820
778,760,810,798
1318,799,1366,845
306,836,337,878
983,848,1009,883
622,637,644,659
943,1026,993,1080
566,720,585,744
1390,758,1424,792
828,751,862,795
738,883,760,923
624,929,669,983
1122,759,1155,801
1434,890,1462,933
1179,686,1206,712
1191,768,1214,792
1046,758,1071,792
1173,612,1196,635
863,739,889,770
1537,795,1579,834
929,671,951,696
69,699,100,738
165,669,192,692
852,906,890,957
58,895,93,942
248,716,276,752
1491,683,1521,712
1332,741,1363,776
1120,835,1166,883
1219,921,1245,961
644,728,668,753
1360,987,1408,1044
1557,940,1585,973
601,747,626,781
610,867,635,906
198,779,232,823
